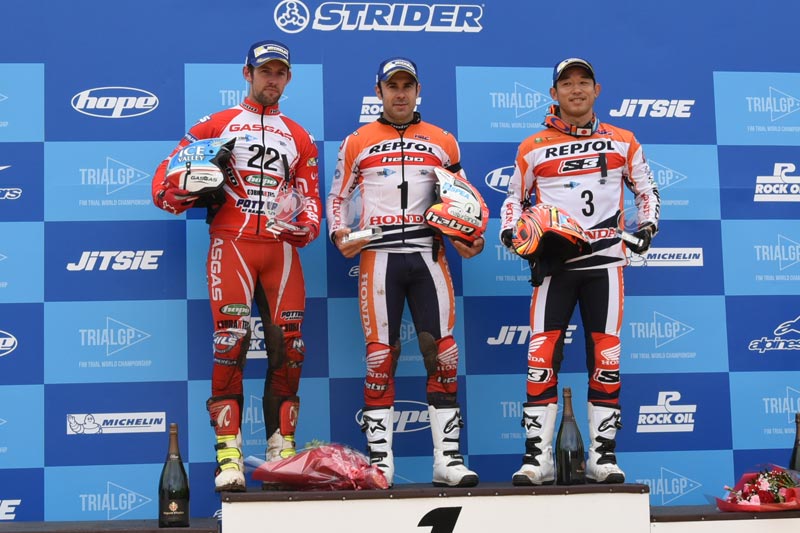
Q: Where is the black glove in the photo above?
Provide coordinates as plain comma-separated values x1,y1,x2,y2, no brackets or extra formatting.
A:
627,224,655,255
501,229,513,248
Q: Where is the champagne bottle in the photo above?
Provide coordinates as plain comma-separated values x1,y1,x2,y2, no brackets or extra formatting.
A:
790,412,800,471
158,423,190,528
555,387,586,485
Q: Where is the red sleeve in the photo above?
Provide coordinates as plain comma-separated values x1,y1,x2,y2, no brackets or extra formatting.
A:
150,109,240,211
283,117,322,241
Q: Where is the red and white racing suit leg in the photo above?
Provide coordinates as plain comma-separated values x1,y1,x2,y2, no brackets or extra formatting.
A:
577,267,623,408
527,270,580,405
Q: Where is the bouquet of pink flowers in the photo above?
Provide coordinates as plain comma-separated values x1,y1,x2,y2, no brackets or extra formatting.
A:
717,466,800,512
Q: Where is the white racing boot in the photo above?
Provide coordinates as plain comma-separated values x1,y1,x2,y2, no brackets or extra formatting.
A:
266,397,299,462
586,403,625,483
512,403,557,486
429,406,479,487
361,407,395,487
207,396,246,492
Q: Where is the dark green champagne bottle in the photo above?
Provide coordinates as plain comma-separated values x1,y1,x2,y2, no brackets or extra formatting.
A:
790,413,800,471
556,387,586,485
158,423,190,528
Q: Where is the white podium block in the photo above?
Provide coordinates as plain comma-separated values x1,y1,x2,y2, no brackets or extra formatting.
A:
221,483,651,533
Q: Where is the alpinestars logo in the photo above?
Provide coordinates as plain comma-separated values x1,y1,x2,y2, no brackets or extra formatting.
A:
636,467,702,505
745,87,800,122
754,234,800,271
637,391,696,433
490,83,551,118
522,411,542,431
749,315,800,354
79,482,151,520
754,163,800,202
629,312,694,348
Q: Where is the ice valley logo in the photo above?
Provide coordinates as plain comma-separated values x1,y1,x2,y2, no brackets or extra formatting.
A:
749,316,800,354
754,163,800,202
637,391,696,433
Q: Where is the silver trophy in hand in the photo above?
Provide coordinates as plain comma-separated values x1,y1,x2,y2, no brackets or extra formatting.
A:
339,183,382,244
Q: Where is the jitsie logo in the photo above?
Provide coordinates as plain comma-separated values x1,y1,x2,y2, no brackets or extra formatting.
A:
66,250,163,271
71,87,159,119
487,325,576,345
608,99,695,118
0,500,22,520
637,391,696,433
754,163,800,202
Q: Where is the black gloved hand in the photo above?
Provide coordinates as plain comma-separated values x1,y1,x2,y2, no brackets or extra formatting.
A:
501,229,514,248
626,224,655,255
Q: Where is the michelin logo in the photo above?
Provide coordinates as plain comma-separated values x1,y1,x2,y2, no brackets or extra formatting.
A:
637,391,696,433
67,412,166,434
754,163,800,202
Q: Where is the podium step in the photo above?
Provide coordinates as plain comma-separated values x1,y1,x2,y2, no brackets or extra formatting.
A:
221,482,651,533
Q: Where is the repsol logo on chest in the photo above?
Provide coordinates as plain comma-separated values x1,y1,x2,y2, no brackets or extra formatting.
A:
545,140,613,158
71,87,159,118
368,141,434,154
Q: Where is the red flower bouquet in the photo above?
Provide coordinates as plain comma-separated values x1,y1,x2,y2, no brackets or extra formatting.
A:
716,466,800,512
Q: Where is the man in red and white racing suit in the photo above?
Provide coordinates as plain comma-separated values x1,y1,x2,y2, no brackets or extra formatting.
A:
151,40,321,492
500,58,660,486
327,57,483,488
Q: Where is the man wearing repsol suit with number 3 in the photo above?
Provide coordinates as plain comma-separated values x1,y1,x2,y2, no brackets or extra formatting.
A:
151,40,321,492
500,58,660,485
327,57,484,488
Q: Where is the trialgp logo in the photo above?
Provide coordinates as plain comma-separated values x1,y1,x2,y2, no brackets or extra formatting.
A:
71,87,159,118
274,1,483,33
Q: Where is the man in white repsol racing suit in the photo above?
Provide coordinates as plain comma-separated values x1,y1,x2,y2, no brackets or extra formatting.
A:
327,57,483,488
500,58,660,486
151,40,321,491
